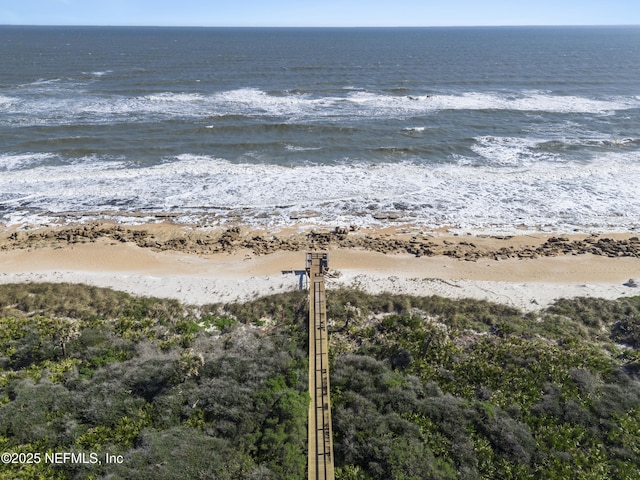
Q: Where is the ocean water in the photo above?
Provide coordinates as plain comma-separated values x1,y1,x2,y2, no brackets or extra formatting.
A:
1,25,639,233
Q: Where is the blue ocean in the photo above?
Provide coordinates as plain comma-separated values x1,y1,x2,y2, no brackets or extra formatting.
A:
1,26,639,233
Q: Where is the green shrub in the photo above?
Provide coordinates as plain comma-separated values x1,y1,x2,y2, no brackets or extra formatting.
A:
1,284,640,479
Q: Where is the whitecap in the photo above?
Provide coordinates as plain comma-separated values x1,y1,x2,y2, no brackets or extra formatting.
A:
5,87,638,128
0,152,57,171
471,136,562,167
0,95,16,106
144,92,204,103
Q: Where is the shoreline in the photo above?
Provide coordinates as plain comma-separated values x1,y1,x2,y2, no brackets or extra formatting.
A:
1,222,639,311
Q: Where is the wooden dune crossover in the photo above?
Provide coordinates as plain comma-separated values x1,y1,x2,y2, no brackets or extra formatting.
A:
306,252,335,480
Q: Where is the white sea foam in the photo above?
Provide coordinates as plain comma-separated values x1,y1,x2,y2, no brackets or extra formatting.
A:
0,153,57,171
403,127,427,133
0,96,16,106
144,92,204,103
30,78,62,86
3,88,638,127
471,136,563,167
2,150,639,233
432,91,633,114
82,70,113,77
284,144,321,152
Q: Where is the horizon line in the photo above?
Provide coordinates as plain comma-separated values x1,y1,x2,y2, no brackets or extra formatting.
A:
2,23,640,29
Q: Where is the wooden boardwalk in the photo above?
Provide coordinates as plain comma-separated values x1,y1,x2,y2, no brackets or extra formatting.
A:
306,253,335,480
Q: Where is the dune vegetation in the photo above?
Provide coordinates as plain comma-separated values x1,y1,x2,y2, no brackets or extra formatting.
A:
0,283,639,479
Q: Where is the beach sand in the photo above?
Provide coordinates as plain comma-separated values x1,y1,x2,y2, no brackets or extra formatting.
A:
1,223,639,311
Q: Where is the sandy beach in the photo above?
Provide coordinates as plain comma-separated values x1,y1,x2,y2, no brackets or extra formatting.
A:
1,222,638,311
